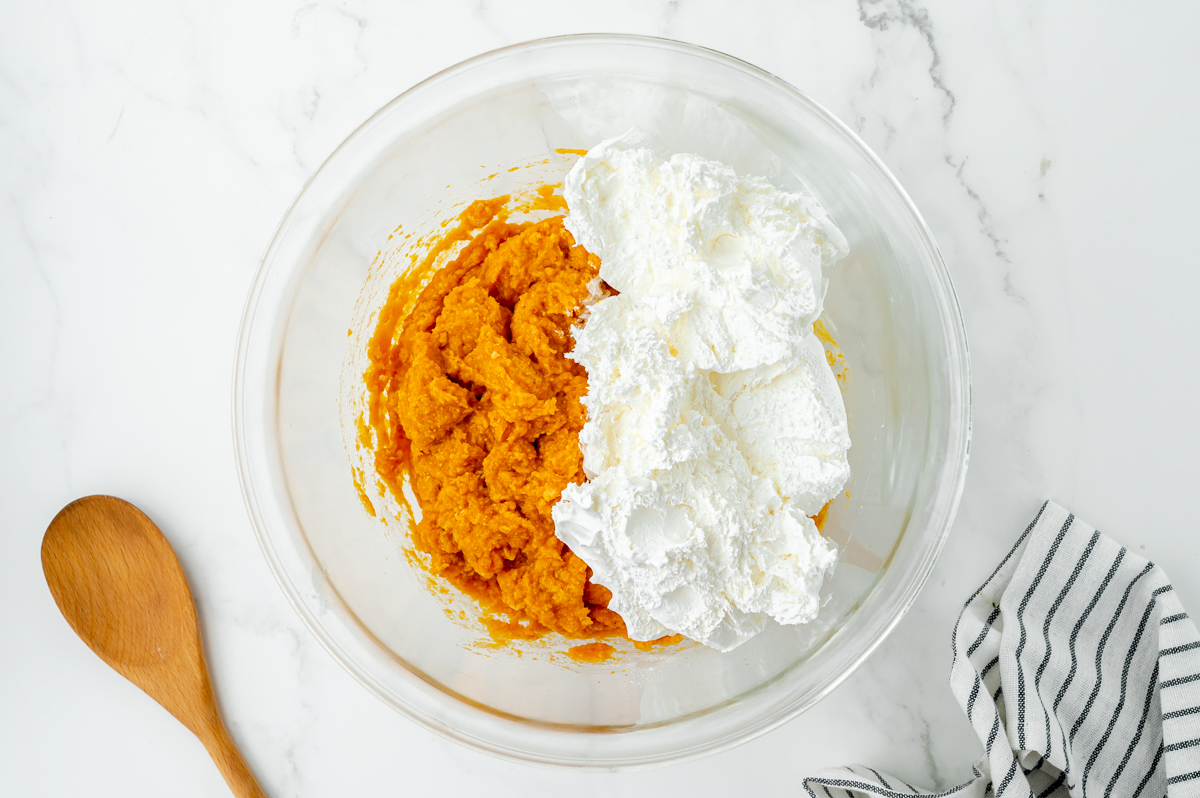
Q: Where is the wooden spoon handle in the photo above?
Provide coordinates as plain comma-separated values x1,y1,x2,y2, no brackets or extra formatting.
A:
199,719,267,798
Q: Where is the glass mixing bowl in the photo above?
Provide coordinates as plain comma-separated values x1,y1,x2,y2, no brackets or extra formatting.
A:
233,35,970,769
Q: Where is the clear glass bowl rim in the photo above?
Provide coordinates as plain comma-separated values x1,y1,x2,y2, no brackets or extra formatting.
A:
232,33,972,769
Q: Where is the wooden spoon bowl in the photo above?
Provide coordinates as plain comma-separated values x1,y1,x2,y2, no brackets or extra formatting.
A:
41,495,265,797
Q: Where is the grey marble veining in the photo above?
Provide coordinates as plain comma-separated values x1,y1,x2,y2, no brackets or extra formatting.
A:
2,1,1198,795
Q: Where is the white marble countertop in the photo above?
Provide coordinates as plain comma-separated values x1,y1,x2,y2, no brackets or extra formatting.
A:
4,1,1199,794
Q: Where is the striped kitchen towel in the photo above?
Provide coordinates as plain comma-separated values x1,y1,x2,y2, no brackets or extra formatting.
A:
804,500,1200,797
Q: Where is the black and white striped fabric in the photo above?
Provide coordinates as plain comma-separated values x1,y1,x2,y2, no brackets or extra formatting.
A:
804,501,1200,798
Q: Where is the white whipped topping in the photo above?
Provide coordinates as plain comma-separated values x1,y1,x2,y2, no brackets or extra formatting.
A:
551,140,852,652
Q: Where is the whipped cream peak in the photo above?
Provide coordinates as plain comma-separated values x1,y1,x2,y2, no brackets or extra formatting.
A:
553,142,851,652
563,138,849,374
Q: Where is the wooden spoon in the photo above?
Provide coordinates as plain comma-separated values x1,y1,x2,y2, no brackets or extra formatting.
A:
41,495,266,798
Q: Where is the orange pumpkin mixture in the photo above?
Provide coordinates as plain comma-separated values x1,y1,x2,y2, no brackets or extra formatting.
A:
566,642,616,664
365,197,627,640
